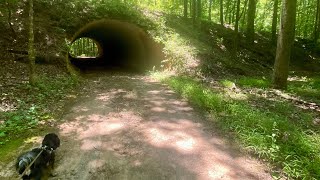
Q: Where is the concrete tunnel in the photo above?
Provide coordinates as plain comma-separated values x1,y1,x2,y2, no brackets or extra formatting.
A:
69,19,163,72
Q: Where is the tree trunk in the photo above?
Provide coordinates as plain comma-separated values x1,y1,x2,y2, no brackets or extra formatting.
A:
273,0,297,89
184,0,188,18
197,0,202,20
193,0,196,24
234,0,241,51
271,0,279,44
231,0,236,24
225,0,230,23
220,0,224,25
5,0,16,38
240,0,249,29
208,0,213,21
28,0,36,85
246,0,257,44
233,0,240,54
314,0,320,42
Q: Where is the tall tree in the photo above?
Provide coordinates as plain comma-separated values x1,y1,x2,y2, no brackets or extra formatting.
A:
271,0,279,44
314,0,320,42
28,0,36,85
4,0,16,38
192,0,196,24
234,0,241,51
273,0,297,89
197,0,202,20
208,0,213,21
184,0,188,18
220,0,224,25
246,0,257,44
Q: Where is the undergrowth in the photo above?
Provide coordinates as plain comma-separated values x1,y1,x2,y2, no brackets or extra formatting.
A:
0,75,79,145
235,76,320,104
153,73,320,179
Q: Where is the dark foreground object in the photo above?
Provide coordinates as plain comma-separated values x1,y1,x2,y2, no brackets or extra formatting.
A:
16,133,60,180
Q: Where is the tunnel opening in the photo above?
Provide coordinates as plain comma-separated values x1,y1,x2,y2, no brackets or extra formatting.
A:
69,38,100,58
68,19,163,72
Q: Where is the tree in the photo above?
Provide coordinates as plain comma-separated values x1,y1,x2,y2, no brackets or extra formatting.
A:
273,0,297,89
220,0,224,25
314,0,320,42
4,0,16,38
184,0,188,18
246,0,257,44
234,0,241,51
271,0,279,44
197,0,202,20
28,0,36,85
192,0,196,24
208,0,213,21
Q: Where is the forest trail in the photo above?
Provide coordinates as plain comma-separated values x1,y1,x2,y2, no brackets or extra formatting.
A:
52,71,273,180
1,72,272,180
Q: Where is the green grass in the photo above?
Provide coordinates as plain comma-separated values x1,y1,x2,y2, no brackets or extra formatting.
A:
234,76,320,104
236,77,271,89
155,74,320,179
287,76,320,103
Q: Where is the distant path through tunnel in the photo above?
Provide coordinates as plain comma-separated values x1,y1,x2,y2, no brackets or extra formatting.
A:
69,19,162,72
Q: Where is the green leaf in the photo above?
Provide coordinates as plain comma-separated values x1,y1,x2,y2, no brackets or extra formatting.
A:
0,131,6,137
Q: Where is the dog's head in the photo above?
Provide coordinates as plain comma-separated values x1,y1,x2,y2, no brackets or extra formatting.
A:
42,133,60,150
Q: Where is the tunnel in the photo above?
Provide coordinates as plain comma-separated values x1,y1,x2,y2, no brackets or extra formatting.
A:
69,19,163,72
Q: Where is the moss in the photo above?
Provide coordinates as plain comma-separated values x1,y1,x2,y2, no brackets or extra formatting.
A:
0,138,27,163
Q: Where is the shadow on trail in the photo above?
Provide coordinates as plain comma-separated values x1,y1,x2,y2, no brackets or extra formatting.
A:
53,73,271,179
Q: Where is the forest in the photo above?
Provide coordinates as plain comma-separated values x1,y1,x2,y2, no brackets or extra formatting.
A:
0,0,320,179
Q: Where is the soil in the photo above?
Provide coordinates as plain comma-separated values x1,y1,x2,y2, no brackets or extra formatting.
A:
0,71,272,180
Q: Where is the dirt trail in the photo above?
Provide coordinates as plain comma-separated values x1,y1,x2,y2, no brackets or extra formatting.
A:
1,72,272,180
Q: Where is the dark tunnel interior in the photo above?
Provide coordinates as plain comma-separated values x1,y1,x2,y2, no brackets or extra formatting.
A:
69,19,163,72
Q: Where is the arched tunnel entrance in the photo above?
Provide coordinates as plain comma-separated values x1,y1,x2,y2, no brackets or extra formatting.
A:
69,19,163,72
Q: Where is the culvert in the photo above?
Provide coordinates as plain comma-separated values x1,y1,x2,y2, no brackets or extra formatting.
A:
68,19,163,72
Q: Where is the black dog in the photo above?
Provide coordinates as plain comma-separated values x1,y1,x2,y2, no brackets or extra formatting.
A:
16,133,60,180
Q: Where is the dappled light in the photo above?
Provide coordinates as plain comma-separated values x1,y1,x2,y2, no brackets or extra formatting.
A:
1,0,320,179
55,74,271,179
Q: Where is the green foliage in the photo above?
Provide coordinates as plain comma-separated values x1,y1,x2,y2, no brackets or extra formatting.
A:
0,105,44,143
156,74,320,179
69,38,99,58
235,75,320,103
0,75,79,146
220,79,235,88
288,76,320,103
236,77,271,88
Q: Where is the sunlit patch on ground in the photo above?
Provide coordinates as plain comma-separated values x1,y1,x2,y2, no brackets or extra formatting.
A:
81,139,102,150
88,159,105,169
24,136,42,144
52,74,271,179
